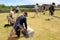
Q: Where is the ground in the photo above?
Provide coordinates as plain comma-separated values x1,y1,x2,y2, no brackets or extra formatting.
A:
0,11,60,40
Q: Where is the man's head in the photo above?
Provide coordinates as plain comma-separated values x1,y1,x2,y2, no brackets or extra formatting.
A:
12,8,16,13
36,3,39,6
23,11,28,17
52,2,55,6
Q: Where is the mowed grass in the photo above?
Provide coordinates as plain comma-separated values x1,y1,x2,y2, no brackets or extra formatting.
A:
0,11,60,40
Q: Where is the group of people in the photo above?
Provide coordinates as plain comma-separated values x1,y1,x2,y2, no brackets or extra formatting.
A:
7,7,28,38
34,3,55,17
7,2,55,39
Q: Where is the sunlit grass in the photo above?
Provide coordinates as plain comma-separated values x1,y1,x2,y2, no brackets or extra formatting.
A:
0,11,60,40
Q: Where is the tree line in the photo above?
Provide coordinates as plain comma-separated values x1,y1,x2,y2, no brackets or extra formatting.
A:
0,4,34,10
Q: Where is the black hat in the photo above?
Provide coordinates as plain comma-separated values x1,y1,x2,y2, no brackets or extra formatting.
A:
52,2,55,5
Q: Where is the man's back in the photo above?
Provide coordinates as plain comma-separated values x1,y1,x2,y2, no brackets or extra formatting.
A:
14,15,27,30
49,5,54,12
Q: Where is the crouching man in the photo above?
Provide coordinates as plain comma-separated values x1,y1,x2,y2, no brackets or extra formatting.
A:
7,8,16,26
13,12,28,38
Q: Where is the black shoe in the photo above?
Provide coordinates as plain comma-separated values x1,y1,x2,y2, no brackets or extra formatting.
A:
4,24,11,27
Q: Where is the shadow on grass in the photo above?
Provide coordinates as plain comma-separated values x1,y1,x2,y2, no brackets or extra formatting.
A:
30,17,35,18
45,19,51,21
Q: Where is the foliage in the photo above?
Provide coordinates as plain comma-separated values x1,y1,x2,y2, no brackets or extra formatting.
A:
0,4,34,10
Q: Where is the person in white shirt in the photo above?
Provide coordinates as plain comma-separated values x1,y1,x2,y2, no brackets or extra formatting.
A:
34,3,39,17
7,8,16,25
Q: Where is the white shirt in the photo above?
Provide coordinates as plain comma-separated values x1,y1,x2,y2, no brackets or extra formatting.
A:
9,11,14,18
35,5,39,10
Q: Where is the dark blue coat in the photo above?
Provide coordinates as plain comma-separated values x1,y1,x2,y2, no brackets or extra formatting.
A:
14,15,27,30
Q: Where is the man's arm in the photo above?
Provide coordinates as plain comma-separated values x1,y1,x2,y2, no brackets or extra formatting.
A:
24,18,27,29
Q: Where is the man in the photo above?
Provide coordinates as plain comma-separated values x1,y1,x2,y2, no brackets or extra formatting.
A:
49,3,55,16
7,8,16,25
34,3,39,17
13,12,28,38
46,3,55,21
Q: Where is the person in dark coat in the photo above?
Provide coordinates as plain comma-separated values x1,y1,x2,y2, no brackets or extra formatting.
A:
13,12,28,38
49,3,55,16
46,3,55,21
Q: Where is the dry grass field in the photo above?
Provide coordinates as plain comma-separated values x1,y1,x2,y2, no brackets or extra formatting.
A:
0,11,60,40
